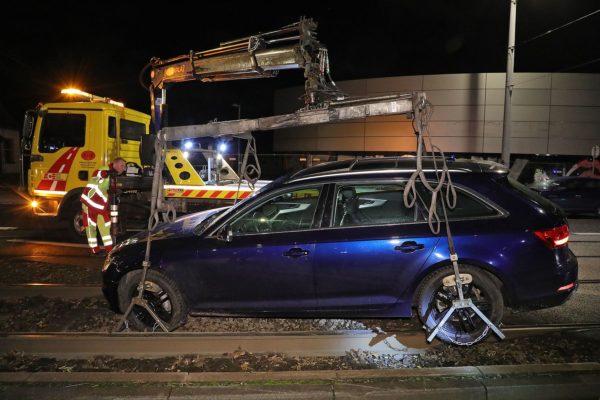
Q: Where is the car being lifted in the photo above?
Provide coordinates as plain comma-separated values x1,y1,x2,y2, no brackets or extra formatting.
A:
102,157,578,345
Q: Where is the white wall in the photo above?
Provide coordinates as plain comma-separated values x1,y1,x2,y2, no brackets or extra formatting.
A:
273,73,600,155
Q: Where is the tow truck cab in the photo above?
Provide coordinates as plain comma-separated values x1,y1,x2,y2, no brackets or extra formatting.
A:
21,97,150,238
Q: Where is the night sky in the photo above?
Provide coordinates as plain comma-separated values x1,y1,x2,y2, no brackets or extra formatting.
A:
1,0,598,129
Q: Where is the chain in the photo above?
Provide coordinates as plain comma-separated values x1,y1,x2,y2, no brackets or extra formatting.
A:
440,325,490,347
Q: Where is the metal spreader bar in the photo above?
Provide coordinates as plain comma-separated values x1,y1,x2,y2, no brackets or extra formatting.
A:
162,94,417,141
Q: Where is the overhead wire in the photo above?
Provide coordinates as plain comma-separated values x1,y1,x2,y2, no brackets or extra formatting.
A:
518,8,600,47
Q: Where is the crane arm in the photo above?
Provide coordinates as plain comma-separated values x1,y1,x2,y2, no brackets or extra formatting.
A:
149,18,339,108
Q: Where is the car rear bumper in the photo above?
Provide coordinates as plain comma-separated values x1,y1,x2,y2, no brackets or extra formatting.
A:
511,248,578,310
513,282,577,310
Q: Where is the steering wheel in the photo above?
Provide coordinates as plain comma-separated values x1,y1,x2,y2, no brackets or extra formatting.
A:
249,210,271,233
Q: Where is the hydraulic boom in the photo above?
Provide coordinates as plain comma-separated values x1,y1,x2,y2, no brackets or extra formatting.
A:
149,18,342,130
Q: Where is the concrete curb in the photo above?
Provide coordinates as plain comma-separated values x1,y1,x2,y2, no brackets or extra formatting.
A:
0,363,599,399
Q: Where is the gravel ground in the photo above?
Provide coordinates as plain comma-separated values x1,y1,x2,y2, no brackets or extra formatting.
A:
0,297,116,332
1,332,599,372
0,259,101,285
0,296,422,333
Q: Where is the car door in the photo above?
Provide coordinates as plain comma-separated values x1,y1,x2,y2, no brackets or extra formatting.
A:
184,185,325,312
545,179,586,212
311,181,439,311
579,179,600,212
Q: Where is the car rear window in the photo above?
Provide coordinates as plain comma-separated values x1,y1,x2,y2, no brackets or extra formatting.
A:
416,182,498,219
504,176,559,214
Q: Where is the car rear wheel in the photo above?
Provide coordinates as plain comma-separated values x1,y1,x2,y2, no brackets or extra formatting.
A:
118,269,188,331
415,265,503,345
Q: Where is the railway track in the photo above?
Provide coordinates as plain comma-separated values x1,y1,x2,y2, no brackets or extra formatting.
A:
1,323,599,359
0,330,427,358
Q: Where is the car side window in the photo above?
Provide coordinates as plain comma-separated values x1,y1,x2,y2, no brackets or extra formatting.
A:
230,187,321,234
333,183,422,227
416,182,498,219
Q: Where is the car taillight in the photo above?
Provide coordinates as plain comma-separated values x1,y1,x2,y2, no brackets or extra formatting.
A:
534,224,569,249
557,282,576,292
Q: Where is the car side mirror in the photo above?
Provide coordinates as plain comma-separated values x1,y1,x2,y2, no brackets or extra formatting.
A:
217,225,233,243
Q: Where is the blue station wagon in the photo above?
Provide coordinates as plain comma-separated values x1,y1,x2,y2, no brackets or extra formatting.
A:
103,157,578,344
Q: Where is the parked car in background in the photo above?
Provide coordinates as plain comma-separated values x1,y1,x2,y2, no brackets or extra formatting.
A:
538,176,600,216
102,157,578,345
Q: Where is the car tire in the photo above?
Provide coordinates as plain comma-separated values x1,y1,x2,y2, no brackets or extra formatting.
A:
118,269,188,331
415,264,503,345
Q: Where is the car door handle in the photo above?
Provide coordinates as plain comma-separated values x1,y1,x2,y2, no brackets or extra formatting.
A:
283,247,310,258
395,241,425,253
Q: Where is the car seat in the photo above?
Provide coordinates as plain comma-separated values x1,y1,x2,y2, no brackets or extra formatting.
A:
339,187,361,226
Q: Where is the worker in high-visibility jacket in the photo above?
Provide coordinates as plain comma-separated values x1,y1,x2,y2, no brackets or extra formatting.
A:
80,158,126,255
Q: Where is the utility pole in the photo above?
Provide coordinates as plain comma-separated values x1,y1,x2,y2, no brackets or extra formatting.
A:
501,0,517,167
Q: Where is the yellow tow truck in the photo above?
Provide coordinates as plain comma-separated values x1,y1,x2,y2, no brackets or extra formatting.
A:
20,89,260,241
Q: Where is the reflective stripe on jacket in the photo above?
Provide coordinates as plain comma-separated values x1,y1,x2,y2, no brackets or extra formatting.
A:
81,166,111,211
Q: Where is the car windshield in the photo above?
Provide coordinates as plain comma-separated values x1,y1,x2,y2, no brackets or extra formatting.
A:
192,208,228,235
192,174,291,235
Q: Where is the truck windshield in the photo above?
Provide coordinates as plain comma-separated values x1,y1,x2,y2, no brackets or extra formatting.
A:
39,113,86,153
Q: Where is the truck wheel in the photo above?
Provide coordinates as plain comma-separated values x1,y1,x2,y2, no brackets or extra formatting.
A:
415,265,503,345
118,269,188,332
65,201,87,243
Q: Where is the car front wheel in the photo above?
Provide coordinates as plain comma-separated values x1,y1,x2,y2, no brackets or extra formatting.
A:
415,265,504,346
118,269,188,331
